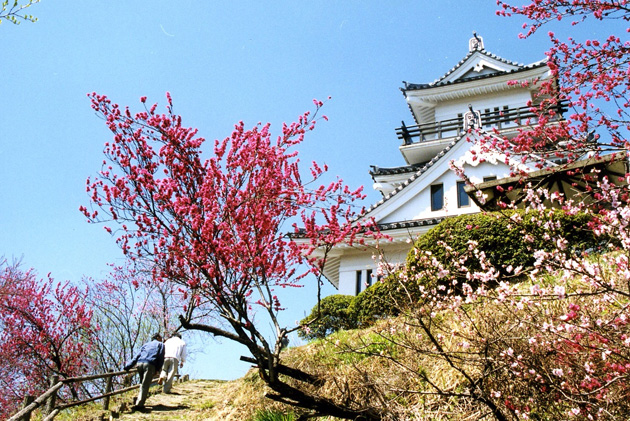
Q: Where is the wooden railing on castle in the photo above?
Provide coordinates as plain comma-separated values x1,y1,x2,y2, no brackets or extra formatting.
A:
8,369,141,421
396,101,569,145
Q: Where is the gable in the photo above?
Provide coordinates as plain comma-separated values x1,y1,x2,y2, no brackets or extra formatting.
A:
458,66,501,80
362,131,523,225
363,133,475,222
439,51,521,85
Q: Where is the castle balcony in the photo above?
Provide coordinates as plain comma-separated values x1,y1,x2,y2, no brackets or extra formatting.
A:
397,101,568,165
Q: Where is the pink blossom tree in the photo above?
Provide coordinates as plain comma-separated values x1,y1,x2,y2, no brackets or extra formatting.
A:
0,258,96,419
368,2,630,419
82,93,379,418
496,0,629,163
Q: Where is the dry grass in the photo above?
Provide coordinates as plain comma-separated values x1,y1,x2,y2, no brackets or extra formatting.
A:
32,266,630,420
46,376,310,420
280,319,486,420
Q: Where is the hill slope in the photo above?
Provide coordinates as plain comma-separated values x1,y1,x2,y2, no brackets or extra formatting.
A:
61,376,289,421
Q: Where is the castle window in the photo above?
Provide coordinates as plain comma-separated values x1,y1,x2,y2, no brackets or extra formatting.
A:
431,184,444,211
483,176,497,182
457,181,470,208
355,270,363,294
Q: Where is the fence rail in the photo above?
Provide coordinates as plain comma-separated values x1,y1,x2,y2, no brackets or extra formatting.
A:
8,369,140,421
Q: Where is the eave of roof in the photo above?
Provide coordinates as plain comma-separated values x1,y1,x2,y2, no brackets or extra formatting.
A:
361,133,467,218
465,151,629,210
402,59,547,93
369,162,428,177
377,216,446,232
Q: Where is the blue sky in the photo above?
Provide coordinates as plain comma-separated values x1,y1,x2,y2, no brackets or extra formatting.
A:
0,1,580,380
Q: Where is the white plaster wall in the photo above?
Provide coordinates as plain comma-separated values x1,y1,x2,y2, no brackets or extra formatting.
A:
337,245,410,296
379,161,511,224
337,253,378,296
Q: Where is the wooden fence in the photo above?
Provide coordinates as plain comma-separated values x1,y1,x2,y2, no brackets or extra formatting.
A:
8,369,141,421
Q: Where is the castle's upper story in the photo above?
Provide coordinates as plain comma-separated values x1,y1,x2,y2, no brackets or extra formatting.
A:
371,34,563,196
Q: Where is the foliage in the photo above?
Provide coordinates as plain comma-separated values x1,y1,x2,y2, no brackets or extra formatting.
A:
251,409,296,421
496,0,630,160
0,0,40,25
83,93,381,419
0,258,96,419
299,294,358,340
85,262,185,377
407,209,604,286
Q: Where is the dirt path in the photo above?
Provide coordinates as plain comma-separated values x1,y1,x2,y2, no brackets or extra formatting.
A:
114,378,268,420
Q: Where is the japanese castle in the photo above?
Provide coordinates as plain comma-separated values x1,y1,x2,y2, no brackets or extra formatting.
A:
323,34,566,295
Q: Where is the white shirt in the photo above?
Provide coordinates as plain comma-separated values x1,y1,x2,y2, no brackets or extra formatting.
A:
164,336,186,363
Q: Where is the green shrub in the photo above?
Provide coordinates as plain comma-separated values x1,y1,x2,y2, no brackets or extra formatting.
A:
349,279,392,327
352,210,605,326
407,209,604,288
348,272,426,327
299,294,358,340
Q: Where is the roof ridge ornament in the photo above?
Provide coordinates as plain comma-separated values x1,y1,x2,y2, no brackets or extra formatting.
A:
469,32,484,52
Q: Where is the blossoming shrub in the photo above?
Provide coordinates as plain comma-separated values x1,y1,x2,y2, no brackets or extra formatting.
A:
477,277,630,419
407,210,603,290
346,210,601,330
333,271,630,419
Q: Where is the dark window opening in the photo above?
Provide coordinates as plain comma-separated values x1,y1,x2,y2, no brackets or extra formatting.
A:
457,181,470,208
431,184,444,211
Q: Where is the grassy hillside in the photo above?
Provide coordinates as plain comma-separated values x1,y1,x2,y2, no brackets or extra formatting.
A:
30,262,630,420
48,376,302,420
25,212,629,420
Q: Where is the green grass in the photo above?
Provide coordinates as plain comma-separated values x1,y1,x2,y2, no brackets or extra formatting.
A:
250,408,296,421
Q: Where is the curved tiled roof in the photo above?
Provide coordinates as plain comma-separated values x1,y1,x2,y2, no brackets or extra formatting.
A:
401,50,547,92
369,162,428,177
362,133,466,217
377,216,446,232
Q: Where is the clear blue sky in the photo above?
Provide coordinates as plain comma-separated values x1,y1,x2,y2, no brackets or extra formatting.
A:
0,1,584,379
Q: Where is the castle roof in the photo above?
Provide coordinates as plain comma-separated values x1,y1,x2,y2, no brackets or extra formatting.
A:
401,49,547,93
369,162,427,177
362,133,466,218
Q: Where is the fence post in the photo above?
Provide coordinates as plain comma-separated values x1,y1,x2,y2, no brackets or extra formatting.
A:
102,370,114,410
18,396,34,421
45,375,59,415
400,121,411,145
123,372,132,388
